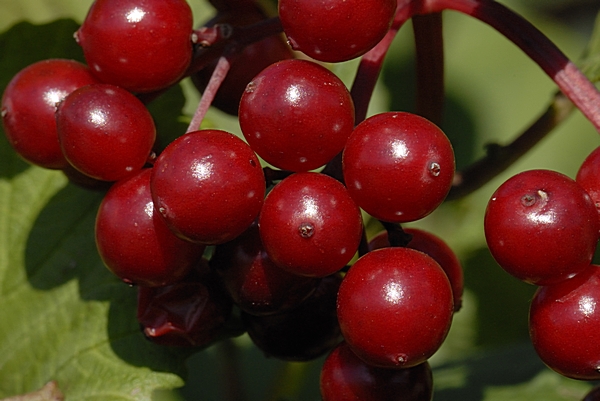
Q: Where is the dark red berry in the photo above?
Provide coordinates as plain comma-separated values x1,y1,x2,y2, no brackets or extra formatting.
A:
242,273,342,361
258,172,363,277
191,7,294,116
583,385,600,401
150,129,265,244
278,0,397,62
239,59,355,172
95,169,204,287
320,342,433,401
337,247,453,369
577,145,600,228
56,83,156,182
343,112,455,223
210,222,319,316
529,265,600,380
369,228,464,312
484,169,599,285
1,59,99,169
76,0,193,93
137,259,233,347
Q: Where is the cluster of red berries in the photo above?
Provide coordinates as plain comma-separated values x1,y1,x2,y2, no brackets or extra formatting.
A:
5,0,600,399
485,156,600,382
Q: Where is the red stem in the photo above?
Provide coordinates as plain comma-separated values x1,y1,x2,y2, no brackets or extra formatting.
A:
412,12,445,126
421,0,600,132
350,0,417,123
186,50,234,133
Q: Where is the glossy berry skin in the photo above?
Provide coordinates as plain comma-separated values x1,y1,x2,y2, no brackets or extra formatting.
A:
577,145,600,227
76,0,193,93
150,129,265,245
137,259,233,347
369,228,464,312
343,112,455,223
95,169,204,287
258,172,363,277
1,59,99,169
242,273,342,361
239,59,355,172
210,222,319,316
337,247,453,369
484,169,599,285
529,265,600,380
56,83,156,182
320,342,433,401
278,0,397,63
192,7,294,116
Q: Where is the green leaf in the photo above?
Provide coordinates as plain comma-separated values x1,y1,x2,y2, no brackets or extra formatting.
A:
0,19,193,400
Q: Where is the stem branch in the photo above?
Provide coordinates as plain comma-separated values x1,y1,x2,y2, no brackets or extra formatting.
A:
412,12,445,126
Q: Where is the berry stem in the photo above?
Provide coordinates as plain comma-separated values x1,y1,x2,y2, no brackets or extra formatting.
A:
412,12,445,126
447,90,574,200
381,221,413,247
350,0,417,123
423,0,600,132
217,339,247,401
187,16,283,77
192,24,233,47
186,50,234,133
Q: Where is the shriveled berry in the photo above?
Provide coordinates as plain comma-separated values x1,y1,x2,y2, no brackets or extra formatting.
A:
137,259,233,347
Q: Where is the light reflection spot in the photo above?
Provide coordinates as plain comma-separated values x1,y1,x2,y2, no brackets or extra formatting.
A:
384,281,404,304
126,7,146,23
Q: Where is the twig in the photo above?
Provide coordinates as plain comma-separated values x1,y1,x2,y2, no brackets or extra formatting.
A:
412,12,445,126
447,90,574,200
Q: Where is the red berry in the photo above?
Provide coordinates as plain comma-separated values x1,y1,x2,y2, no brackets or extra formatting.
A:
239,59,355,172
150,129,265,244
76,0,193,93
343,112,455,223
320,342,433,401
210,222,319,316
242,273,342,361
137,259,233,347
1,59,99,169
577,145,600,228
529,265,600,380
278,0,397,62
337,247,454,369
95,169,204,287
56,83,156,182
484,169,599,285
369,228,464,312
258,172,363,277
